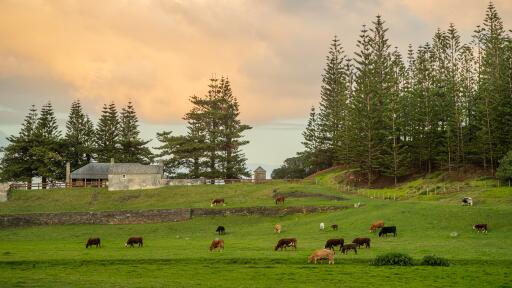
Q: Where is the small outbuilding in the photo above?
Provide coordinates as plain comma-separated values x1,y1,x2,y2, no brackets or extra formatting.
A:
254,166,267,183
70,163,163,191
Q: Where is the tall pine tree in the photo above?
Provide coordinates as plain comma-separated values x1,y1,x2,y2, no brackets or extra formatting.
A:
64,100,95,170
95,103,120,163
119,102,153,164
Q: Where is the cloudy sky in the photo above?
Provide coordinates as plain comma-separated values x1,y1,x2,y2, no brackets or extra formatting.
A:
0,0,511,172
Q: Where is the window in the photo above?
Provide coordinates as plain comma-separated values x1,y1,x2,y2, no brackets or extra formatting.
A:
122,174,127,180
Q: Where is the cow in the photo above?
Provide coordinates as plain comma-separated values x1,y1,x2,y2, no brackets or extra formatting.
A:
275,196,285,205
473,224,488,233
211,198,225,207
216,226,226,235
308,249,335,264
125,237,143,247
462,197,473,206
320,223,325,231
352,237,371,248
274,224,282,234
274,238,297,251
341,243,358,255
370,220,385,232
379,226,397,237
210,239,224,252
85,237,101,248
324,238,344,251
331,224,338,231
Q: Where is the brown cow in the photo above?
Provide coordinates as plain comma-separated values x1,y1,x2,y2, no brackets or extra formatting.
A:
210,239,224,252
274,238,297,251
341,243,358,255
352,237,371,248
308,249,335,264
275,196,285,205
473,224,488,233
85,237,101,248
324,238,344,251
125,237,143,247
331,224,338,231
370,220,385,232
211,198,225,207
274,224,282,234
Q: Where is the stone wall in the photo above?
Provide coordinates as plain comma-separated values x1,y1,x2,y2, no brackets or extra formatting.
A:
0,205,349,228
0,183,9,202
108,174,163,191
163,178,207,186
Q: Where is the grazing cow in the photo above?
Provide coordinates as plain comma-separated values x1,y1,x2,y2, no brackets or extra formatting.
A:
274,224,282,234
275,196,285,205
320,223,325,231
473,224,488,233
354,202,361,208
125,237,143,248
462,197,473,206
274,238,297,251
331,224,338,231
85,237,101,248
308,249,335,264
370,220,385,232
210,239,224,252
211,198,225,207
324,238,344,251
379,226,397,237
341,243,358,255
216,226,226,235
352,237,371,248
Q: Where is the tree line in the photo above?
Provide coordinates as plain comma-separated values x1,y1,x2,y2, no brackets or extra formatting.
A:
273,3,512,184
0,76,251,184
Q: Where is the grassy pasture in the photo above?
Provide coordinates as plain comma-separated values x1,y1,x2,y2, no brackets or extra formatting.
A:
1,169,511,287
1,200,511,287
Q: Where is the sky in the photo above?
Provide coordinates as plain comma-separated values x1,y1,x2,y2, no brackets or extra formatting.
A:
0,0,511,174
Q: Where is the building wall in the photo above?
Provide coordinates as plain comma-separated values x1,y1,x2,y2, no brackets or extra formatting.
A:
0,183,9,202
108,174,163,191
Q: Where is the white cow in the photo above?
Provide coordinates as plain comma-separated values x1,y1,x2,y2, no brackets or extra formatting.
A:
320,222,325,231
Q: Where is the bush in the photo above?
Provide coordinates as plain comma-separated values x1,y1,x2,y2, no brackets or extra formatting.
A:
496,151,512,182
370,253,414,266
421,255,449,266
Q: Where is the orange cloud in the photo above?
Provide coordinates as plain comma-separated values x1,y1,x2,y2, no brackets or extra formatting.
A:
0,0,510,124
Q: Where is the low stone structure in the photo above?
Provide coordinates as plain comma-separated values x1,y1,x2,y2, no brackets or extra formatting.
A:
71,162,164,191
0,183,9,202
163,178,207,186
0,205,350,228
254,166,266,183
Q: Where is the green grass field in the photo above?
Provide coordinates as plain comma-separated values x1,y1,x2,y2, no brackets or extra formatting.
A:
1,170,512,287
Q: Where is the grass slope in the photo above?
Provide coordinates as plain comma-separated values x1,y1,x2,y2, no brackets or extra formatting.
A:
1,169,511,287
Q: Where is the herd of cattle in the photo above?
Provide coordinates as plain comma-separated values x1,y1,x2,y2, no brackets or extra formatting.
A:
84,196,489,264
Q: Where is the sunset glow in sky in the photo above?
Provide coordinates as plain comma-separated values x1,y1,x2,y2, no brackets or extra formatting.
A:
1,0,511,171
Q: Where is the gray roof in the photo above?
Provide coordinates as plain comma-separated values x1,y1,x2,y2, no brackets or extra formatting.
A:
71,163,162,179
254,166,266,172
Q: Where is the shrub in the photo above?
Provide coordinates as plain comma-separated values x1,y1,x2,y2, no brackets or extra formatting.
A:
421,255,449,266
497,151,512,182
370,253,414,266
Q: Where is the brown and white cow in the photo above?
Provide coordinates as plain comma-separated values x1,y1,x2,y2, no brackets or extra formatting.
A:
211,198,225,207
274,224,282,234
308,249,335,264
473,224,488,233
210,239,224,252
125,237,143,248
370,220,385,232
274,238,297,251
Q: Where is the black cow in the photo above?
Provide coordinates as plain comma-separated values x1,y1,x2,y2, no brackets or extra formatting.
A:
352,237,371,248
324,238,344,251
341,243,358,254
216,226,226,235
125,237,143,247
379,226,397,237
85,237,101,248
